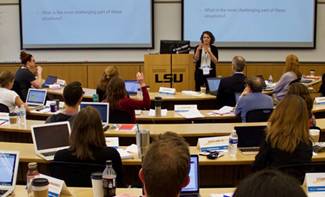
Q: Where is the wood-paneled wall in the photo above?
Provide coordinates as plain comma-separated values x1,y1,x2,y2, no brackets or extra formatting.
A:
1,62,325,89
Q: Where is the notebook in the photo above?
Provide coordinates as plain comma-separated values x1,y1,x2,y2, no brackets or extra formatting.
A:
235,126,266,154
80,102,109,127
125,80,140,95
206,78,220,96
43,75,58,88
26,88,47,106
0,151,19,197
180,155,200,197
31,122,71,160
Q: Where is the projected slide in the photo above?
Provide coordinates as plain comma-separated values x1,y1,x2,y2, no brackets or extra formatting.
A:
20,0,153,49
183,0,316,48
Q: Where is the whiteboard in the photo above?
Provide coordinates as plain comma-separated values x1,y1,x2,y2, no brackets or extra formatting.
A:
0,1,325,62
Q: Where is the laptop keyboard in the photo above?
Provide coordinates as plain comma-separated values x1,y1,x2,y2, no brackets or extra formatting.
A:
41,151,57,157
0,189,8,195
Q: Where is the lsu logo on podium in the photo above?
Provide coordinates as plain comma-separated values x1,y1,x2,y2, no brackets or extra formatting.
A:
155,74,183,83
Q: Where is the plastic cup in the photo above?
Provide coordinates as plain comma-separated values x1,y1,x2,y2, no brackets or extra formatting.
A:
200,87,206,94
91,172,104,197
309,129,320,143
9,112,17,124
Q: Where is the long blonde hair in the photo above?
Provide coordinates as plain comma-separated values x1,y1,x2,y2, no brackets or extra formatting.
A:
97,66,119,91
284,54,301,78
267,95,310,153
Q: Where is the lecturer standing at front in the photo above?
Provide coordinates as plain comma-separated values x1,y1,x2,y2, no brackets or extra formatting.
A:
193,31,219,91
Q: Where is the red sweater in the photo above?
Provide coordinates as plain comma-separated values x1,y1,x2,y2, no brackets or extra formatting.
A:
117,87,151,123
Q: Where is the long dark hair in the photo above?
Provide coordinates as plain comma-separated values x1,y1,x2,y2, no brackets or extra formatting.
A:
106,76,127,109
69,106,106,160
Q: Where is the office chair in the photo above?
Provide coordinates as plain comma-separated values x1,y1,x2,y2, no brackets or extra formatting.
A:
50,161,106,187
246,108,273,122
109,109,132,123
0,103,9,113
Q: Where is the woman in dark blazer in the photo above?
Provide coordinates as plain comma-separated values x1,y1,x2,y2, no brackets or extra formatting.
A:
193,31,219,91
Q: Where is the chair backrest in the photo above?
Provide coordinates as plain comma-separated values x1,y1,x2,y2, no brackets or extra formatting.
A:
0,103,9,113
275,162,325,184
50,161,105,187
246,108,273,122
109,109,132,123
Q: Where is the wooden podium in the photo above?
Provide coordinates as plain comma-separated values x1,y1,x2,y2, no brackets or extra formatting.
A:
144,54,195,92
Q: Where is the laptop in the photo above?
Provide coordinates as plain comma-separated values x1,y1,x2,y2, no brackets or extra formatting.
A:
43,75,58,88
80,102,109,128
235,126,266,154
206,78,220,96
31,122,71,160
180,155,200,197
0,151,19,197
125,80,140,95
26,88,47,106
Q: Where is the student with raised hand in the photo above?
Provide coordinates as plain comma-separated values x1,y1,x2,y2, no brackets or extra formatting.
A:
273,54,302,102
235,76,273,122
46,81,83,124
54,106,124,186
253,95,312,183
233,170,307,197
0,71,27,112
96,66,119,102
193,31,219,91
12,51,43,102
106,72,150,123
287,82,315,127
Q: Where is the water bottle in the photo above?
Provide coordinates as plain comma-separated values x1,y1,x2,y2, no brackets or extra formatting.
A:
92,93,99,102
228,130,238,158
19,105,26,126
268,75,273,83
26,162,39,196
102,160,116,197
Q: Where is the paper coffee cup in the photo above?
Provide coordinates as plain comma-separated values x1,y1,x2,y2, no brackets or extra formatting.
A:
91,172,104,197
32,178,49,197
309,129,320,143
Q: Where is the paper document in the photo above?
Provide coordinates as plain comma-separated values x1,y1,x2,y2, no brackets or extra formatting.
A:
315,97,325,104
148,109,167,116
209,106,234,115
177,109,203,119
174,105,198,112
181,90,201,96
306,173,325,197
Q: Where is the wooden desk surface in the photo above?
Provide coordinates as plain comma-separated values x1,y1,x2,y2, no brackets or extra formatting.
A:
2,142,325,166
46,88,216,101
13,185,235,197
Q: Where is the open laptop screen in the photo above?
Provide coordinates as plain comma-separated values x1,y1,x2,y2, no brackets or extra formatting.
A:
125,80,140,95
235,126,266,148
26,89,47,105
0,153,18,186
33,123,70,151
181,155,199,193
80,102,109,124
44,75,57,87
207,78,220,92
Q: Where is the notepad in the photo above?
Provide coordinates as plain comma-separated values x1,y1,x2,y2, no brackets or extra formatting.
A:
118,124,136,131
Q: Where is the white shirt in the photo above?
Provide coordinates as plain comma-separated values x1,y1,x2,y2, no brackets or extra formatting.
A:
200,48,211,69
0,87,19,112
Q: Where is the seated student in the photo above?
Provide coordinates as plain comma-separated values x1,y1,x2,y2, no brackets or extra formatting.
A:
253,95,312,183
235,76,273,122
117,132,190,197
106,72,150,123
233,170,307,197
273,54,302,102
0,71,27,112
54,106,123,186
287,82,315,127
216,56,247,108
46,81,83,124
96,66,119,102
319,73,325,96
12,51,43,101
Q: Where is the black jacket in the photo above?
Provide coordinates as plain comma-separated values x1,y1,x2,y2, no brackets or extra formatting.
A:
216,73,246,108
